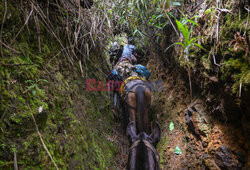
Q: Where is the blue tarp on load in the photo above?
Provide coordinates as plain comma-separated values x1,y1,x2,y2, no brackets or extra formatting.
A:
135,64,150,80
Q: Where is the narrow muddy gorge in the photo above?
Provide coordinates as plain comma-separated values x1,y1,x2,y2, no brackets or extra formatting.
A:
0,0,249,169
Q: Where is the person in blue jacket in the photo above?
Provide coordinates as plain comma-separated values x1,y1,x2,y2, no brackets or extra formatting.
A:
120,37,137,64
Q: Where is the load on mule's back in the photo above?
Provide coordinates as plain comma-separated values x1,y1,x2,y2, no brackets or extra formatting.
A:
109,42,123,69
110,38,138,80
108,38,151,132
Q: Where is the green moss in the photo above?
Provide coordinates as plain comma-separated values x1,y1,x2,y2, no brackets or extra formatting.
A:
158,132,169,166
201,55,211,70
0,1,116,169
219,12,250,95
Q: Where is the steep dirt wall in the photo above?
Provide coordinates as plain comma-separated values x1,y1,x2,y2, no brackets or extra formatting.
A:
148,50,248,169
145,1,249,168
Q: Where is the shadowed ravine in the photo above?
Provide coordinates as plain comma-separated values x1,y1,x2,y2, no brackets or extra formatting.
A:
0,0,249,169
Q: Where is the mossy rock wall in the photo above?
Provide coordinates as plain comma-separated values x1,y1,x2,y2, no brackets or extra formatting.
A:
0,1,116,169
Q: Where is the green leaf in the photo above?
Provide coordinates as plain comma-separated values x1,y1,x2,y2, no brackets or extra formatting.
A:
176,19,183,32
28,84,37,90
176,19,189,42
175,42,185,48
25,80,33,83
73,17,80,23
154,25,162,29
133,29,144,37
184,24,190,45
168,12,176,20
194,43,205,50
151,14,156,20
174,146,182,155
37,79,48,83
172,1,181,6
189,37,198,44
119,18,124,24
204,7,215,15
155,14,163,20
186,19,199,27
181,19,188,25
32,90,37,95
169,121,174,131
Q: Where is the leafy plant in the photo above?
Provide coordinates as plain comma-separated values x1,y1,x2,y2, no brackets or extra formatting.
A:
175,18,204,62
25,79,48,95
148,14,167,29
10,145,16,153
1,144,6,150
173,17,205,98
229,32,249,57
112,0,176,38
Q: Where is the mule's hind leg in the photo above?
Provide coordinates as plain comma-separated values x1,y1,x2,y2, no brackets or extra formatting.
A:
126,93,136,128
145,88,152,133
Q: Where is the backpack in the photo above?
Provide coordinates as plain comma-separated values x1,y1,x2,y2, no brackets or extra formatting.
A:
135,64,150,80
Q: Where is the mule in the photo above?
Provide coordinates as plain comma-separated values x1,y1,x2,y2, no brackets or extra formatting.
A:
123,79,151,134
126,121,161,170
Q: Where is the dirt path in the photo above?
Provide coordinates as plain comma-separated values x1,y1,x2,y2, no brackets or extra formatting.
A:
110,108,129,170
113,125,129,169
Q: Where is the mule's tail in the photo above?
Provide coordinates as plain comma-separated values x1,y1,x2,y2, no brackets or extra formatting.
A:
135,86,147,133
